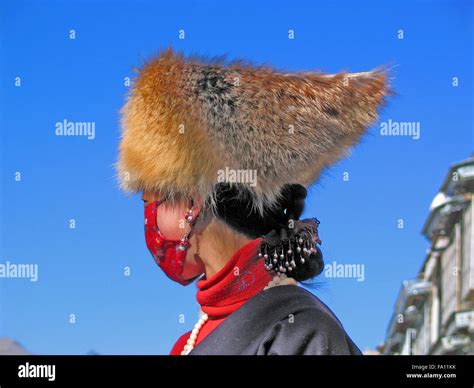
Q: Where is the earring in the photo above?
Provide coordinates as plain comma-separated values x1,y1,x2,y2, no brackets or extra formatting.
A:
179,199,199,251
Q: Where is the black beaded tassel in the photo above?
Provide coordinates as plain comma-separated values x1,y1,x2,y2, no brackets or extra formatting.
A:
258,218,322,277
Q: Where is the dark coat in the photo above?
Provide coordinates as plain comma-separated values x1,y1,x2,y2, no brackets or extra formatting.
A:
190,285,362,355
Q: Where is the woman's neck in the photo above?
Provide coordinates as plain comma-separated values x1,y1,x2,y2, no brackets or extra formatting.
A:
198,220,251,278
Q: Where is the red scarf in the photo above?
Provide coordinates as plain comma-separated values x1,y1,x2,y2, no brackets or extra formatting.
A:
170,238,272,355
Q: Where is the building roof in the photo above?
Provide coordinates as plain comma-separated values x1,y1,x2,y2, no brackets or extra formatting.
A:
440,154,474,196
422,155,474,241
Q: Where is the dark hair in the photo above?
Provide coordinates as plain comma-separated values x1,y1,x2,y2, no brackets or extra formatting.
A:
291,245,324,283
211,183,324,282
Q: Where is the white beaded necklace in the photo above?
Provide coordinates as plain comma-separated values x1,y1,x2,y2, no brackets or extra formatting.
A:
181,274,297,355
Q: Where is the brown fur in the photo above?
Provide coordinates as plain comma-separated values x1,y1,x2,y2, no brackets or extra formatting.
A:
118,48,391,211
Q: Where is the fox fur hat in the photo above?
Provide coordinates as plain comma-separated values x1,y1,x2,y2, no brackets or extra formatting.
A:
118,48,390,214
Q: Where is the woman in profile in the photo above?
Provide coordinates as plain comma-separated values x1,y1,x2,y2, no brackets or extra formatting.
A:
117,48,389,355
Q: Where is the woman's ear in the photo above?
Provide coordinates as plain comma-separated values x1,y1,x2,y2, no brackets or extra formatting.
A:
192,195,203,213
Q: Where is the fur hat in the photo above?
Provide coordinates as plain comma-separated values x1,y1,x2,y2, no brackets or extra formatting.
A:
118,48,390,212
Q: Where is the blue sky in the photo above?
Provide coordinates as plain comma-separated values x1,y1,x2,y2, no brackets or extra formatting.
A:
0,0,472,354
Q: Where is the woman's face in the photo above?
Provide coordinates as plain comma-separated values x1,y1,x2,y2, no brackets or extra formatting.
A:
142,192,206,280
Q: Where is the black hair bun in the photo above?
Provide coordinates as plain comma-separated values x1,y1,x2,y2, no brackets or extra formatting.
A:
259,218,324,282
212,183,324,282
291,244,324,282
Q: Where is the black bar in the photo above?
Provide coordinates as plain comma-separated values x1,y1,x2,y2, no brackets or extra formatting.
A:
0,355,472,386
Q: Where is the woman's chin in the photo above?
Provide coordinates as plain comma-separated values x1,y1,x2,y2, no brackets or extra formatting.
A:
181,254,205,280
